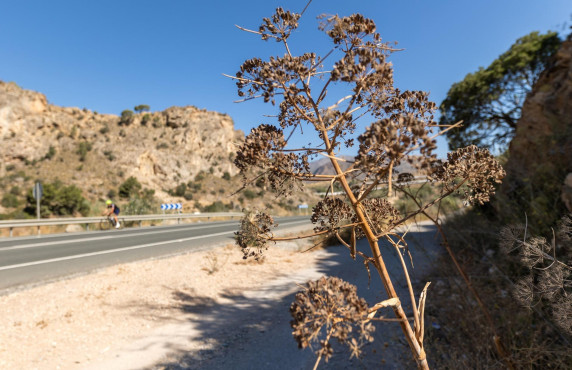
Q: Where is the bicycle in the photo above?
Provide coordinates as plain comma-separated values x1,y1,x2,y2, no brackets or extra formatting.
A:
99,216,124,230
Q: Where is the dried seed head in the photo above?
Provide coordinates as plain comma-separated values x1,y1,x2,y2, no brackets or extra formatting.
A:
311,197,353,233
355,114,437,177
553,295,572,335
537,266,565,301
235,210,276,261
513,276,534,307
234,124,310,195
259,8,301,42
290,276,375,362
353,198,399,237
499,224,527,253
431,145,506,205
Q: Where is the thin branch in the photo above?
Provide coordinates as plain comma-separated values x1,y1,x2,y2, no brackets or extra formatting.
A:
271,228,331,241
417,282,431,343
235,24,279,39
387,235,421,337
222,73,265,85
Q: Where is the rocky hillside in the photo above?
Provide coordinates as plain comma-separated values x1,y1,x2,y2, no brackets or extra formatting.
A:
0,81,325,217
0,81,243,203
497,34,572,231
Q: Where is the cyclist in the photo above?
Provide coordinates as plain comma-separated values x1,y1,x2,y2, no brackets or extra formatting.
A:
104,199,121,229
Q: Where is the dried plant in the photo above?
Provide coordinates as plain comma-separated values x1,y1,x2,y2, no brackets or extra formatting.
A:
290,276,375,368
227,4,505,369
501,214,572,336
203,251,229,275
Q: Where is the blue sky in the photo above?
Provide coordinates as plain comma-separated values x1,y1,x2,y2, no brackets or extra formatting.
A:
1,0,570,158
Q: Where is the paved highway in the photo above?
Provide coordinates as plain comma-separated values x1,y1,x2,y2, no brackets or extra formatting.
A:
0,216,311,293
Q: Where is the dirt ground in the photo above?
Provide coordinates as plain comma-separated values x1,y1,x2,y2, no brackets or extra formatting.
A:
0,226,320,370
0,222,442,370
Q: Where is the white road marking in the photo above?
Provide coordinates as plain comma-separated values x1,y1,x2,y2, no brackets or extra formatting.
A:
0,231,234,271
0,222,237,252
0,219,311,271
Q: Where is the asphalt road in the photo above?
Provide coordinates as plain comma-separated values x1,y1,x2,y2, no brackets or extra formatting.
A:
0,216,310,293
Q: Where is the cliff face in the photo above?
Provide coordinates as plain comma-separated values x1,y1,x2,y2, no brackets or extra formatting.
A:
498,34,572,230
0,81,244,201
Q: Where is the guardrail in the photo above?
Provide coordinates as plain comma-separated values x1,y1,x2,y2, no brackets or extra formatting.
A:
0,212,244,237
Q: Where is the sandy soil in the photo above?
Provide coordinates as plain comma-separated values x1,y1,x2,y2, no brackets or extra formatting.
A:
0,227,319,370
0,222,442,370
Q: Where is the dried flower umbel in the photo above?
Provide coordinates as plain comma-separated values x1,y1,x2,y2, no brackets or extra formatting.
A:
290,277,375,365
500,214,572,335
431,145,506,205
235,210,276,261
228,4,506,369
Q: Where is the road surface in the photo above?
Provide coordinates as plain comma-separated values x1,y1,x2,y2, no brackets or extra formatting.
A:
0,216,309,293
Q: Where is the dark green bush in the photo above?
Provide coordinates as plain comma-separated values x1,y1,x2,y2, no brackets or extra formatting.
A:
118,176,142,199
156,142,169,150
141,113,151,125
134,104,150,114
44,146,56,160
77,141,92,162
24,180,90,217
1,194,19,208
119,110,134,125
172,183,187,197
103,150,116,161
9,186,20,196
222,172,231,181
107,189,117,199
202,201,229,212
243,189,257,199
194,172,205,182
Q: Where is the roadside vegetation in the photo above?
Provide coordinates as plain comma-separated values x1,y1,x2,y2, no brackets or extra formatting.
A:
228,5,505,369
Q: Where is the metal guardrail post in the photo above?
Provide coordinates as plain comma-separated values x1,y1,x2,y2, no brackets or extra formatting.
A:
9,227,13,237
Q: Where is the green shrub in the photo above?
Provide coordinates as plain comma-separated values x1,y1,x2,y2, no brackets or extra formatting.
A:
152,116,161,128
134,104,150,114
9,186,20,196
119,110,134,125
107,189,117,199
202,201,228,212
118,176,142,199
77,141,92,162
141,113,151,125
5,164,15,172
123,197,154,215
103,150,116,161
243,189,257,199
187,181,201,191
222,172,231,181
44,146,56,160
24,181,89,217
156,142,169,150
1,194,19,208
194,172,205,182
99,125,110,134
172,183,187,197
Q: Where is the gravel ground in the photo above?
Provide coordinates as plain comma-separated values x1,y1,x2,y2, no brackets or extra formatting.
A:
0,222,442,370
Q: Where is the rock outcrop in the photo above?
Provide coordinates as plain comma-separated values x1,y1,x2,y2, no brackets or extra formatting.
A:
497,34,572,230
0,81,244,200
